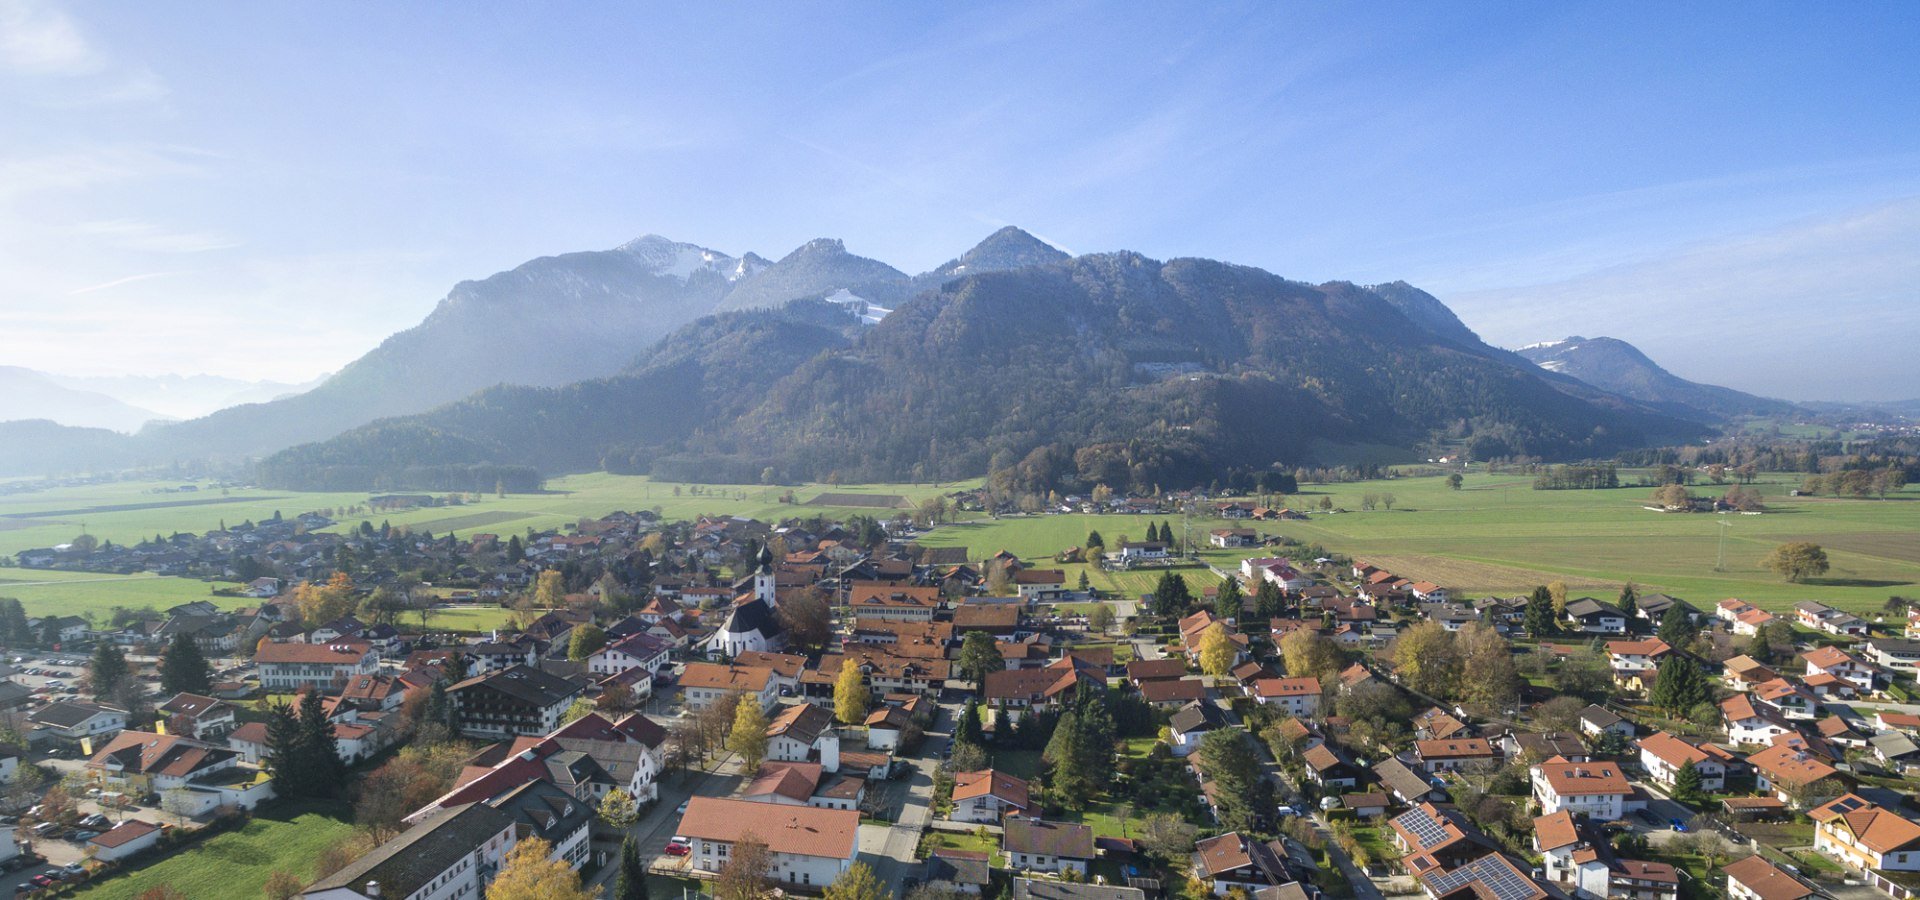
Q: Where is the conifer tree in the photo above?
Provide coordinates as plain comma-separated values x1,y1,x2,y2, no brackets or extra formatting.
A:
160,631,212,696
90,641,129,701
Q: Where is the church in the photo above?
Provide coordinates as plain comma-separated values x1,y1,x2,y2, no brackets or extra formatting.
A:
705,544,785,658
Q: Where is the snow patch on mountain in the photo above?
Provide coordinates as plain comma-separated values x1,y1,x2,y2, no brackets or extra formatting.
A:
822,288,892,326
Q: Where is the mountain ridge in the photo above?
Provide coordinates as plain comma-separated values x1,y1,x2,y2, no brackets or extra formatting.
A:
1516,335,1800,421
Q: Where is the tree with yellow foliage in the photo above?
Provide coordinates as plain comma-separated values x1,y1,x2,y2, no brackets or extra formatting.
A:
294,572,356,625
531,570,565,610
834,661,868,726
484,836,596,899
1198,624,1237,680
728,695,769,771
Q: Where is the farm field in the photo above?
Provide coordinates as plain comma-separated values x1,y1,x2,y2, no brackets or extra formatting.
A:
0,569,239,620
69,802,354,900
0,473,962,558
915,473,1920,614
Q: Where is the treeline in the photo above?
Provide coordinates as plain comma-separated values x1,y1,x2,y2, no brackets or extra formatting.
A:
1619,435,1920,480
1532,463,1621,490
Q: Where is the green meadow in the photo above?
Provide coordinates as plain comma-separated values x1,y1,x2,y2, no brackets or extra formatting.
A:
923,472,1920,614
1,470,1911,618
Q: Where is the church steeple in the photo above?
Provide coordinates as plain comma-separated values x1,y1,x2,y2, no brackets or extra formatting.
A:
754,541,776,604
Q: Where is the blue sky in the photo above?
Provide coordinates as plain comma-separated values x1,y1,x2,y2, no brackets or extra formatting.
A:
1,2,1916,400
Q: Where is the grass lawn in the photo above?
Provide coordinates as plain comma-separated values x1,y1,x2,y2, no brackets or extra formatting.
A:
921,829,1004,865
991,749,1043,780
421,605,517,633
71,801,354,900
1119,736,1162,759
0,569,241,619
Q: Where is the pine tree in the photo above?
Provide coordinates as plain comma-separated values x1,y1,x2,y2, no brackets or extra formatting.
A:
1649,656,1710,715
953,699,983,748
297,690,344,795
262,702,307,797
611,836,650,900
90,641,129,701
1523,585,1556,637
160,632,212,696
1671,759,1706,806
1618,583,1639,622
1085,530,1104,549
1658,606,1696,647
1151,571,1193,618
1215,577,1243,620
1253,579,1284,621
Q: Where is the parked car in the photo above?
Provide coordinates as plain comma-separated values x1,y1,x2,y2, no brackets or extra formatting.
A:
674,801,688,815
60,863,84,875
1669,818,1688,832
72,830,99,841
1275,805,1301,817
29,875,54,888
79,814,109,829
665,838,691,857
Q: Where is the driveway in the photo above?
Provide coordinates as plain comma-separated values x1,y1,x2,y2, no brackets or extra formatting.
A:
862,705,948,893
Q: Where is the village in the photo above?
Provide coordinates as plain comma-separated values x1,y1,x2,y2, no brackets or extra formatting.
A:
0,496,1916,900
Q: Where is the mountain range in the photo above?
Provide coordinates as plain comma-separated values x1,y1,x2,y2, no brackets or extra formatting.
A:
1516,336,1800,421
3,227,1777,487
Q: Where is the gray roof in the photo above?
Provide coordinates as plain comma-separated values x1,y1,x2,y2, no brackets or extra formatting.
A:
488,779,593,846
1565,598,1623,619
29,701,122,729
1871,732,1920,760
449,664,580,708
1374,757,1436,802
1011,879,1148,900
304,802,516,895
1004,819,1095,859
1579,704,1623,728
925,851,991,886
1170,700,1230,736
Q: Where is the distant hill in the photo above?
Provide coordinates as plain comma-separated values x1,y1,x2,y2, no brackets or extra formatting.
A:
40,371,326,420
1517,336,1800,421
259,252,1705,492
0,367,169,433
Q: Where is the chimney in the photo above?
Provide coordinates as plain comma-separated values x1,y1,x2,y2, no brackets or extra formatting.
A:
365,881,382,897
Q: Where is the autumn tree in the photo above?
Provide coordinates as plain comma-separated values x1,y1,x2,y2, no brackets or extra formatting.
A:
714,834,772,900
823,862,888,900
1761,542,1830,583
1457,622,1519,712
1198,625,1236,679
1280,629,1343,684
294,572,357,625
835,662,869,726
729,696,769,771
1392,621,1460,699
599,787,639,829
531,569,566,609
1088,602,1115,634
567,624,607,661
1548,580,1569,617
486,836,595,899
775,587,834,652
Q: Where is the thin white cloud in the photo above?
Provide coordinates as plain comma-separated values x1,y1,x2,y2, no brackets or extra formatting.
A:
0,0,100,76
67,271,173,295
68,219,238,253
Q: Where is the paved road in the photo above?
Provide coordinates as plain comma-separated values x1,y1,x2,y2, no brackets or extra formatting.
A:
1309,815,1386,900
862,705,950,893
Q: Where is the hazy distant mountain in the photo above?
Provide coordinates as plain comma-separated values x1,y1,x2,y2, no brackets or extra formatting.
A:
1517,336,1799,421
0,367,169,432
925,226,1071,281
714,238,913,313
40,371,326,420
261,249,1705,492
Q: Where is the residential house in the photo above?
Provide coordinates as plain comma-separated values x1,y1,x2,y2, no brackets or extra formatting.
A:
1003,818,1095,876
1722,694,1795,746
1803,646,1877,694
1530,758,1637,820
448,665,582,740
587,632,672,679
1867,638,1920,674
950,769,1031,824
1723,855,1815,900
1752,678,1817,720
87,731,239,793
1637,732,1733,792
1810,793,1920,872
678,663,778,712
1747,742,1843,807
1375,757,1442,806
27,701,127,750
256,641,378,692
156,693,237,740
1415,738,1499,774
1794,601,1869,637
1169,700,1230,757
1250,677,1320,717
1303,742,1362,791
1192,831,1293,896
300,799,520,899
766,703,841,772
1563,599,1628,635
676,797,859,887
1577,705,1634,741
1605,638,1672,692
1722,655,1780,692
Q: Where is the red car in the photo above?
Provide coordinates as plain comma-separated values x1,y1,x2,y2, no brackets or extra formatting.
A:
664,838,691,857
30,875,55,888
